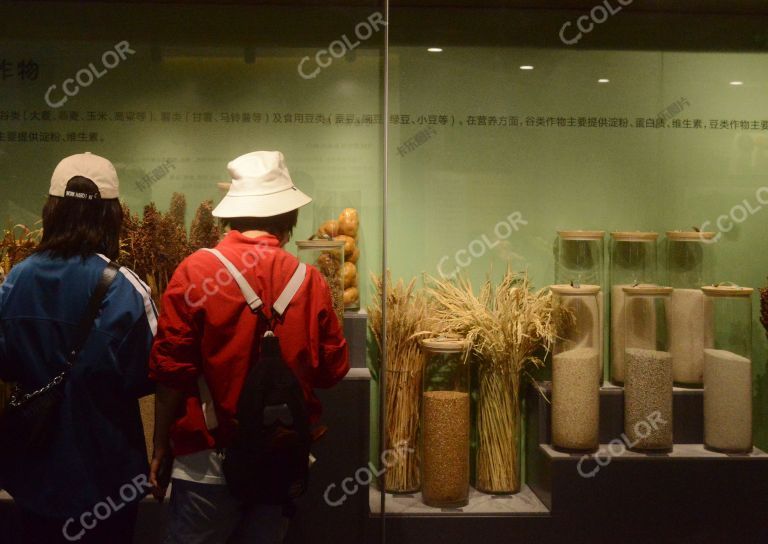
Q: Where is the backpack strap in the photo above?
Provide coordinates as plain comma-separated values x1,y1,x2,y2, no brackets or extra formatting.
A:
203,248,263,313
203,247,306,322
197,248,307,432
273,262,307,317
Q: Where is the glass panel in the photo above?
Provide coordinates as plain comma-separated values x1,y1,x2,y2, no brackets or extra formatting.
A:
385,3,768,531
0,3,386,541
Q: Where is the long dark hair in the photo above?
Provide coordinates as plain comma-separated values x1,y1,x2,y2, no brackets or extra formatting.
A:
36,176,123,260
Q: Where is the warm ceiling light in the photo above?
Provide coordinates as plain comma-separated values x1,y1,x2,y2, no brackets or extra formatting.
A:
730,81,744,86
519,65,534,70
427,47,443,53
598,78,610,83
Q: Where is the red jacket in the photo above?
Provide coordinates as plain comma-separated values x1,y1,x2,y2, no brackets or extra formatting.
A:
150,231,349,457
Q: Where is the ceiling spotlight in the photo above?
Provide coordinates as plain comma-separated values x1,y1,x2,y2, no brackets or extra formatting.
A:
519,65,534,70
598,78,610,83
730,81,744,86
427,47,443,53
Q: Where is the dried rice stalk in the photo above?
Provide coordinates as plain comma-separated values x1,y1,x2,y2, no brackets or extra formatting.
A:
369,272,428,493
424,268,557,493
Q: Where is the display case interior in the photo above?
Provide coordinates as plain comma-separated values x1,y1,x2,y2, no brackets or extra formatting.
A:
2,1,768,542
378,0,768,527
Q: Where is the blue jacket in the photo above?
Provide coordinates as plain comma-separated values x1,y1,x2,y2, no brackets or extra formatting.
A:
0,252,157,519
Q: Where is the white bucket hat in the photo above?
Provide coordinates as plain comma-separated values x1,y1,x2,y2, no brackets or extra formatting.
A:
49,152,119,200
213,151,312,218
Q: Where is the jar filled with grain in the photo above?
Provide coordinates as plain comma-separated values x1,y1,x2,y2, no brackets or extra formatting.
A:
665,231,716,386
296,240,345,324
623,285,673,452
701,285,753,453
551,284,601,452
609,232,659,384
420,338,470,508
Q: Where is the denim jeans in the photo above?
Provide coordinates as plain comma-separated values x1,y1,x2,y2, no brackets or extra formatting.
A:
164,479,289,544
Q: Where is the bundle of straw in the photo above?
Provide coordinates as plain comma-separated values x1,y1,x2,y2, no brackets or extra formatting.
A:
369,272,428,493
425,268,557,493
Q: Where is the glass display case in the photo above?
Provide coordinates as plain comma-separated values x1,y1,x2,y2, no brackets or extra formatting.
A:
296,239,346,324
3,0,768,541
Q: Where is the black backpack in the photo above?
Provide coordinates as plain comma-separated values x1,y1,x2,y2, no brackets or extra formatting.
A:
199,248,312,505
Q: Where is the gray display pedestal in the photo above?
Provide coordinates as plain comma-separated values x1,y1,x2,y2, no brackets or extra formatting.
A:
525,381,768,543
370,382,768,544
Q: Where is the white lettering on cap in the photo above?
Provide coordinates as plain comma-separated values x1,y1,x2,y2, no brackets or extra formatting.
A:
64,189,99,200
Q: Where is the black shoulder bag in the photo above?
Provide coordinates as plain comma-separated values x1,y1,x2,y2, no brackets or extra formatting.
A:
0,261,119,454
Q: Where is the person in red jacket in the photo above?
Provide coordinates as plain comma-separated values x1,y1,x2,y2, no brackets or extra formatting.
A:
149,151,349,544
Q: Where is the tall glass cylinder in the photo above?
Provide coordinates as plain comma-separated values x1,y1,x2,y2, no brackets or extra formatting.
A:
551,284,600,451
555,230,605,287
420,338,470,508
665,231,716,386
623,285,673,452
296,240,345,324
702,286,753,453
609,231,659,384
556,230,606,379
313,191,361,311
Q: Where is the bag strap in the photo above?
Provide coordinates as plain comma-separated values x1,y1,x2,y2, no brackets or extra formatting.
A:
9,261,120,407
197,248,307,431
202,248,307,322
202,248,264,314
65,261,120,366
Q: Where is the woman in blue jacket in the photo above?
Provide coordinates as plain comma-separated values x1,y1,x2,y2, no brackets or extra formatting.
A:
0,152,156,543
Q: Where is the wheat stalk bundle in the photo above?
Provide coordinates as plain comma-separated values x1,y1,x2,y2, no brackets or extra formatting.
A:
425,268,557,493
369,272,428,492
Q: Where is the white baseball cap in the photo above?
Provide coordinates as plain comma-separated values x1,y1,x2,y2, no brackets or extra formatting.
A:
213,151,312,218
49,152,119,200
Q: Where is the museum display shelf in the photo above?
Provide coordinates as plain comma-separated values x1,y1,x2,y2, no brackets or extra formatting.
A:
343,309,368,369
361,380,768,544
369,485,549,516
